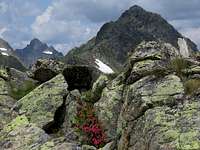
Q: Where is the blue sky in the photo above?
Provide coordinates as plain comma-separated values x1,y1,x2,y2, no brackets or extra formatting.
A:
0,0,200,54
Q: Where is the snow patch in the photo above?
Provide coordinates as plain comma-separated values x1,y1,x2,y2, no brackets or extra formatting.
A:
1,52,9,56
178,38,190,58
95,59,114,74
43,51,53,55
0,48,7,51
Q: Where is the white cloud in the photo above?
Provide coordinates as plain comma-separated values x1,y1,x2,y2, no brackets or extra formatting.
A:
0,27,8,38
0,2,8,14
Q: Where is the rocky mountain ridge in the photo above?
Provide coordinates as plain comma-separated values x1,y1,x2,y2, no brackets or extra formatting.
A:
65,5,197,71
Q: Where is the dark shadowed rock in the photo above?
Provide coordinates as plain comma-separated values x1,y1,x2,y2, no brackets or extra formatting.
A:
29,59,65,83
62,65,94,91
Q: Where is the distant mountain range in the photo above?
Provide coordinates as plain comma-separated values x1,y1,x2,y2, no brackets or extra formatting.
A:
15,39,63,67
64,5,198,71
0,38,26,71
0,38,64,70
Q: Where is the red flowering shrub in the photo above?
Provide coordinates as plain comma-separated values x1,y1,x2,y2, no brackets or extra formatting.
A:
74,100,106,147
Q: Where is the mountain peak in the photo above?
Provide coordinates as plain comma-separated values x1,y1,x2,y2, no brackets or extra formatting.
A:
66,5,198,71
15,39,63,67
30,38,43,46
129,5,144,11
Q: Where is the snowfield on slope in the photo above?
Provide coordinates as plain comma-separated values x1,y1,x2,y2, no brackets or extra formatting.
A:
95,59,114,74
43,51,53,55
0,48,7,51
1,52,9,56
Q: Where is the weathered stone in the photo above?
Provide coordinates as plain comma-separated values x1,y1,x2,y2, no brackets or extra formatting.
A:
7,68,38,100
40,137,81,150
30,59,65,83
14,74,68,127
92,75,109,102
118,100,200,150
0,76,17,130
119,74,184,124
129,41,179,64
94,74,125,140
0,95,16,131
0,115,50,150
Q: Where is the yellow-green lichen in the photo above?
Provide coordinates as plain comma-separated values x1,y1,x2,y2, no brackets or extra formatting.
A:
176,131,200,150
40,141,55,150
163,130,179,142
5,115,29,132
15,74,68,127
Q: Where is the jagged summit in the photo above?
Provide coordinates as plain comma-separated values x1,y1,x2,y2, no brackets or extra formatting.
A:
65,5,198,71
121,5,146,16
15,38,63,67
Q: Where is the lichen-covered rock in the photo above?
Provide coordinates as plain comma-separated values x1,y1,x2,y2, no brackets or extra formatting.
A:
183,65,200,77
14,74,68,127
118,99,200,150
92,75,109,102
129,41,179,64
0,115,50,150
94,73,125,140
29,59,65,83
117,74,188,149
0,77,17,130
0,67,9,81
7,68,38,100
0,95,16,131
40,137,81,150
0,77,9,95
126,41,181,85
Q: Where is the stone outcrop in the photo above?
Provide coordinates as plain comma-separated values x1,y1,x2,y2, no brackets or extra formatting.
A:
13,74,68,128
1,41,200,149
93,41,200,149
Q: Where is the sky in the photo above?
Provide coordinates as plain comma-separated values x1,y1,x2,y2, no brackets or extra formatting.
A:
0,0,199,54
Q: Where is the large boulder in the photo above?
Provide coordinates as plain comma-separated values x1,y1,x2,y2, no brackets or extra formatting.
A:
91,75,109,102
7,68,38,100
29,59,65,83
14,74,68,128
94,73,126,140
